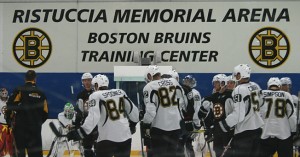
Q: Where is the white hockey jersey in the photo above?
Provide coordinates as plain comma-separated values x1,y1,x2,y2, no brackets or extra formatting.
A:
0,99,7,124
220,82,264,135
58,112,75,128
260,90,296,139
81,89,139,142
192,89,202,126
292,95,299,107
142,78,185,131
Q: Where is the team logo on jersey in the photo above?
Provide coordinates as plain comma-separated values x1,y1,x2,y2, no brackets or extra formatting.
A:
1,106,7,116
249,27,290,68
213,103,224,119
12,27,52,68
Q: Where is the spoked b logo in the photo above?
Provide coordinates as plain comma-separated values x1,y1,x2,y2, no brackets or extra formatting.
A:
249,27,290,68
13,28,52,68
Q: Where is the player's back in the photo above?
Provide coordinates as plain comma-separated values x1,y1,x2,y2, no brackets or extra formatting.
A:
143,78,182,131
96,89,135,142
233,82,264,134
261,90,294,139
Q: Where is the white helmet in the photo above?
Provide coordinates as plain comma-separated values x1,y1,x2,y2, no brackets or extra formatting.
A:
92,74,109,89
268,77,281,88
144,65,160,82
233,64,251,81
212,74,226,85
226,75,235,82
168,70,179,81
280,77,292,85
81,72,93,80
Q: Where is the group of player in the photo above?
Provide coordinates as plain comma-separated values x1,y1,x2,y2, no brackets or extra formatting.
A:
1,63,296,157
198,64,298,157
52,63,299,157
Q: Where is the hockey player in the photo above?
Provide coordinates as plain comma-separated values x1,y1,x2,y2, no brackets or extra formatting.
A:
142,65,186,157
74,72,98,157
280,77,299,108
58,103,76,133
49,103,77,157
179,75,202,157
259,77,296,157
0,88,14,156
198,74,235,157
67,74,139,157
218,64,264,157
198,73,226,128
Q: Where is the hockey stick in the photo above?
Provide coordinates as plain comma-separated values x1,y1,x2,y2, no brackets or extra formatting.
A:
49,121,68,137
136,83,145,157
191,129,206,133
200,118,213,157
220,137,233,157
47,137,58,157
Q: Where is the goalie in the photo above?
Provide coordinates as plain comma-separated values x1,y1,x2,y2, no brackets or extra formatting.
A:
0,88,14,157
48,103,79,157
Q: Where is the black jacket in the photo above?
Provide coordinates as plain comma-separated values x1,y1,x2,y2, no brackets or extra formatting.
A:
6,81,48,127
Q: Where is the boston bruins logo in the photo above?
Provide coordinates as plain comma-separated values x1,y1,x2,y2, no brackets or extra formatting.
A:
213,103,224,119
249,27,289,68
12,27,52,68
1,106,7,116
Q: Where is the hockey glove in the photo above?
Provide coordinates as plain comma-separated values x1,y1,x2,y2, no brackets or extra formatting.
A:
139,110,145,121
204,125,214,142
198,106,208,119
67,128,86,141
184,120,194,132
142,123,152,147
129,120,137,134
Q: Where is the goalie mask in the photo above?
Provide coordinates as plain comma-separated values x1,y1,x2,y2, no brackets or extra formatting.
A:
64,103,75,119
144,65,160,82
183,75,197,88
0,88,8,99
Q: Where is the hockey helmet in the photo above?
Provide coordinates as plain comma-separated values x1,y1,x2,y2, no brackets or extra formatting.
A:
280,77,292,85
268,77,281,88
81,73,93,80
144,65,160,82
168,70,179,81
64,102,75,119
183,75,197,88
92,74,109,90
233,64,251,81
212,74,226,85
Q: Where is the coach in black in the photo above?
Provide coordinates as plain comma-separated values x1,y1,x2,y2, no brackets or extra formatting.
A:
6,70,48,157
